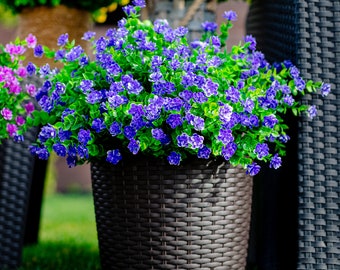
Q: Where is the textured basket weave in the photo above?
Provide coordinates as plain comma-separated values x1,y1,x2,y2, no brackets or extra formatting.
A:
247,0,340,269
0,128,39,269
91,157,253,270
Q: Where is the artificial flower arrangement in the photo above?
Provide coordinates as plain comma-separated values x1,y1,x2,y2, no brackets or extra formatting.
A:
0,34,37,142
27,0,330,175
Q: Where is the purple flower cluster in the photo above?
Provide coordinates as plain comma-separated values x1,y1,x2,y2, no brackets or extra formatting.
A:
26,2,329,175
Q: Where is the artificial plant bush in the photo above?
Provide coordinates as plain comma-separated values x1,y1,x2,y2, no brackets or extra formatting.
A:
27,0,330,175
0,0,119,13
0,34,37,142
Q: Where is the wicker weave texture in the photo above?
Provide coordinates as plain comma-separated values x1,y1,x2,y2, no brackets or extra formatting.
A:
247,0,340,269
0,128,38,269
91,158,253,270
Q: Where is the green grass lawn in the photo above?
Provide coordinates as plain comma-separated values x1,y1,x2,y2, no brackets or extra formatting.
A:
19,193,101,270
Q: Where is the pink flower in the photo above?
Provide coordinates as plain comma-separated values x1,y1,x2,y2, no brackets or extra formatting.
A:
26,83,37,97
6,123,18,137
5,44,26,56
26,34,37,48
24,102,35,114
1,108,13,120
16,116,26,126
17,66,27,78
9,83,21,95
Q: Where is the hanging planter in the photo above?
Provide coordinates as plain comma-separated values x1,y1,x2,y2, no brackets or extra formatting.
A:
91,156,253,269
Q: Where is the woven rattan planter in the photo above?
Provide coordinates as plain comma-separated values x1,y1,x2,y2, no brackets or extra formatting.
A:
0,128,39,269
247,0,340,269
91,157,253,270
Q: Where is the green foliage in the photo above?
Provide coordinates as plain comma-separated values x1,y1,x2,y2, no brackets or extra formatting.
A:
27,3,330,175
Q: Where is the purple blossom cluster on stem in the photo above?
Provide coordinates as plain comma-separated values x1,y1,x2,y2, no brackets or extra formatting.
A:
0,34,37,142
26,0,330,176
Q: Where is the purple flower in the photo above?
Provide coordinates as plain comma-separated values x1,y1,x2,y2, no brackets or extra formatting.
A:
66,45,83,61
289,66,300,78
78,129,91,145
132,0,146,8
294,77,306,91
109,122,122,136
25,33,37,48
219,104,233,124
226,86,240,103
221,142,237,160
166,114,183,128
122,75,143,95
82,31,96,41
177,133,190,147
53,143,67,157
202,79,218,97
242,98,254,113
26,62,36,76
151,128,170,144
307,105,317,119
124,126,136,140
77,145,89,159
35,147,50,160
6,123,17,137
283,95,295,106
92,118,106,133
254,143,269,159
58,129,72,141
34,44,44,57
66,155,77,168
175,26,188,37
106,149,122,165
244,35,256,50
39,64,50,77
223,10,237,21
198,146,211,159
167,151,181,165
1,108,12,120
80,80,93,93
263,115,278,128
128,139,140,155
190,133,204,149
249,115,259,127
38,125,56,142
320,83,331,97
55,49,65,61
201,21,217,32
270,154,282,169
57,33,69,46
87,91,102,104
279,134,290,143
246,162,261,176
218,129,234,144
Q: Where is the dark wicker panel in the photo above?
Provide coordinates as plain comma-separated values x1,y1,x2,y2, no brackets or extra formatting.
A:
91,157,253,270
0,128,39,269
247,0,340,269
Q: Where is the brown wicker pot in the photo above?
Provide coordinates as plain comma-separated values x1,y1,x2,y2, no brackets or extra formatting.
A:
91,157,253,270
16,5,92,67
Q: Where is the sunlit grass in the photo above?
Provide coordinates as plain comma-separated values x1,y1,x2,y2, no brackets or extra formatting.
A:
20,193,100,270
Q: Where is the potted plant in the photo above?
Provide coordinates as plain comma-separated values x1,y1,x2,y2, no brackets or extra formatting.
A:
0,34,39,269
26,1,330,268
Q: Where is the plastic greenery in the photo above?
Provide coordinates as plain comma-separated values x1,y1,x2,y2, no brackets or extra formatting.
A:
0,34,37,142
0,0,119,13
27,0,330,175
